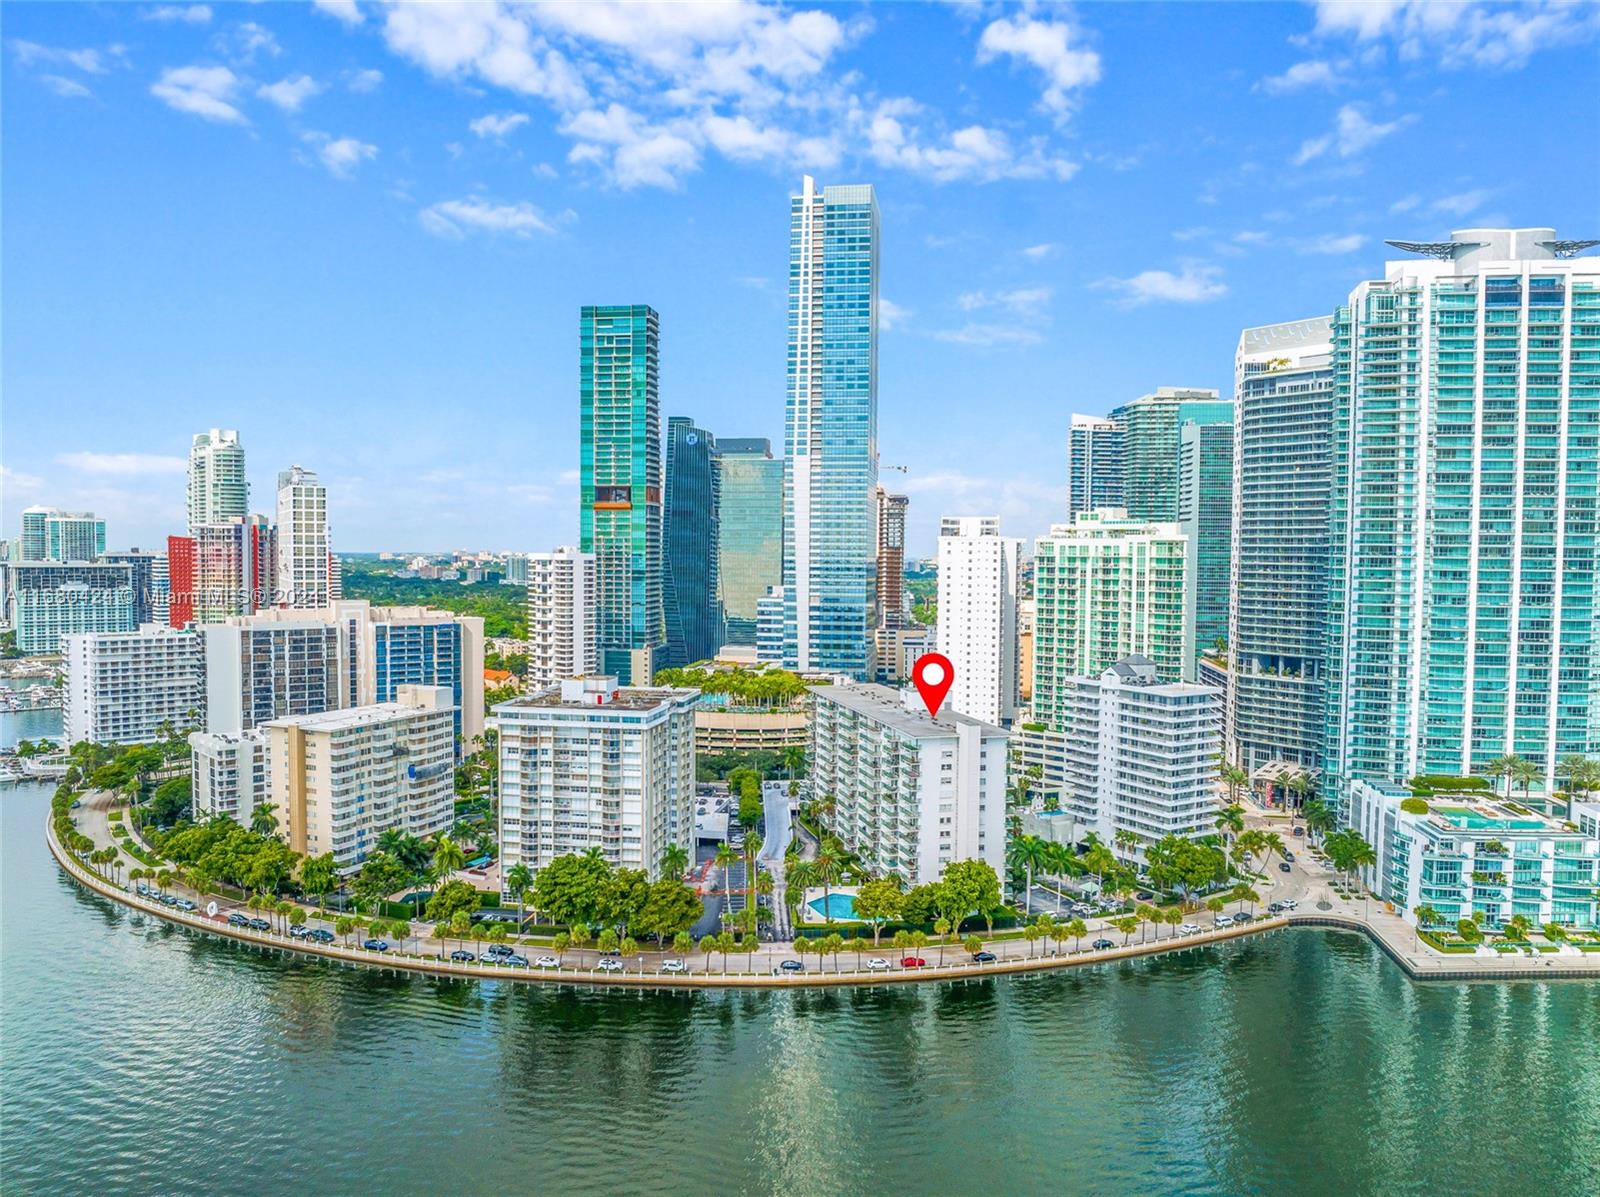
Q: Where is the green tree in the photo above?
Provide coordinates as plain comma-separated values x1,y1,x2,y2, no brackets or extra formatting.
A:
298,853,338,909
1110,916,1139,945
1213,803,1245,849
1008,834,1049,917
249,802,280,837
424,879,482,923
1412,904,1441,927
533,851,611,927
943,858,1003,933
505,861,533,927
853,877,905,946
642,878,702,948
671,930,693,957
1065,917,1088,953
431,835,467,884
659,841,690,880
335,915,357,946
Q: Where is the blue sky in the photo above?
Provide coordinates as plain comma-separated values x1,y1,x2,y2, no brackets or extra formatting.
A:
4,1,1597,555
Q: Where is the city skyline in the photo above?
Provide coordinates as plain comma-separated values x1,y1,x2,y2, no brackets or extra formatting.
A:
6,2,1597,554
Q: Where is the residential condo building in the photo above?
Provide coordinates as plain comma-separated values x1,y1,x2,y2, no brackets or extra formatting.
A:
1177,416,1234,678
275,465,331,609
201,614,342,733
775,176,879,679
18,506,105,562
63,624,204,745
526,548,598,688
189,727,269,826
936,516,1020,726
1227,317,1335,773
1111,387,1231,521
1065,415,1123,522
1324,229,1600,803
2,561,134,654
496,676,697,884
187,429,249,531
713,437,782,646
580,304,663,684
809,682,1009,886
662,416,722,668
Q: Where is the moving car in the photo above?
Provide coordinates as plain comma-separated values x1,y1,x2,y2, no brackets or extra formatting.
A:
533,955,560,969
1283,851,1296,862
484,944,514,959
1279,862,1293,872
1268,902,1286,915
865,957,890,972
1279,898,1299,910
596,958,625,973
972,951,998,964
777,959,804,973
900,956,926,968
362,939,390,952
659,959,688,974
1091,939,1116,951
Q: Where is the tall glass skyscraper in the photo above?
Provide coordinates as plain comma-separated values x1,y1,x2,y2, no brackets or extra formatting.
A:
662,415,722,667
1177,418,1233,678
776,176,879,678
1112,388,1231,520
1065,414,1123,521
18,507,106,562
714,438,782,646
579,304,663,684
188,429,248,533
1227,317,1334,773
1325,229,1600,802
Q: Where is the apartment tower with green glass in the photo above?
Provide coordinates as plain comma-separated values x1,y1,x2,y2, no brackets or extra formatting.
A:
1324,230,1600,804
1111,387,1232,521
579,304,663,684
1177,419,1233,680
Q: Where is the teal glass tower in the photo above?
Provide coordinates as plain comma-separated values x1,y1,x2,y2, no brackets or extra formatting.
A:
1324,230,1600,804
1111,387,1232,521
778,176,879,678
714,438,782,646
662,416,722,668
579,304,663,684
1177,417,1233,678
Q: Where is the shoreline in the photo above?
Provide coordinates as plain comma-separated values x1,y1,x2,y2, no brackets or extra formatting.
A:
48,811,1600,987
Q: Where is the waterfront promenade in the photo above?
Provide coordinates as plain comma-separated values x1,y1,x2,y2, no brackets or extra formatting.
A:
51,792,1600,988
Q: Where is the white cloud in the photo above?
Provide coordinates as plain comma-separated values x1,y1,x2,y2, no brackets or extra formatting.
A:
257,74,323,112
151,65,247,124
563,103,701,189
308,134,378,178
315,0,364,27
900,469,1061,534
1234,230,1272,245
977,13,1102,117
1298,233,1367,255
10,40,108,73
469,111,530,139
40,74,93,98
863,100,1076,183
1313,0,1600,70
215,21,281,64
933,324,1045,348
143,5,212,25
1430,188,1490,216
879,297,911,331
1390,193,1422,214
348,68,383,92
1022,242,1058,259
56,451,186,476
1257,58,1341,93
1097,262,1227,306
3,464,46,494
959,286,1053,314
419,197,562,239
381,2,590,108
1293,102,1412,164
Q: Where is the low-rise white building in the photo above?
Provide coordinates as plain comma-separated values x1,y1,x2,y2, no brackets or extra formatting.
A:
1054,656,1222,857
809,682,1009,886
1349,781,1600,931
63,624,206,746
496,676,697,886
266,683,456,872
190,727,269,825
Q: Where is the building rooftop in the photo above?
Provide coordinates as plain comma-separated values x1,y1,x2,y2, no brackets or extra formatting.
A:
1417,798,1571,836
263,699,450,732
496,685,699,714
815,682,1006,740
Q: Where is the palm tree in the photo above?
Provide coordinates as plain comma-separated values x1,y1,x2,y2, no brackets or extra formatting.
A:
714,843,736,906
1214,804,1245,850
1065,917,1087,953
1482,754,1522,801
810,840,843,923
1008,835,1049,916
1135,902,1158,942
1113,828,1140,865
1510,756,1541,805
1302,798,1336,844
1413,904,1441,928
933,917,950,965
1286,772,1314,818
250,802,279,837
1230,884,1261,917
506,862,533,928
660,841,689,880
1082,843,1115,897
1219,764,1249,809
1163,907,1183,938
431,835,467,885
1256,831,1286,872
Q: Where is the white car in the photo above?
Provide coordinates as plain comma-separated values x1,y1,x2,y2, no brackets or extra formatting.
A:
865,957,890,971
1214,915,1235,928
658,959,687,974
1279,898,1299,910
1177,923,1202,937
595,958,625,973
533,955,560,969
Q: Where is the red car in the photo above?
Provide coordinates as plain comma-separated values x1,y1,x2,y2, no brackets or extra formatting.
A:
900,956,926,968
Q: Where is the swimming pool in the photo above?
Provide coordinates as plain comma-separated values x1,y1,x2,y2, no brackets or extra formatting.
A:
807,893,859,920
1434,807,1547,831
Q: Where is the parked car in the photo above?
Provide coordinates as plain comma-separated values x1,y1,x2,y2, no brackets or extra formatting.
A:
484,944,514,958
450,950,475,962
1178,923,1202,937
1234,912,1254,924
1283,850,1295,862
502,954,530,967
1091,938,1116,951
362,939,390,952
865,957,890,972
1069,903,1094,917
289,925,311,938
1135,890,1155,901
659,959,688,974
1214,914,1235,928
308,929,335,944
900,956,926,968
972,950,998,963
1280,898,1299,910
227,912,250,927
596,958,625,973
248,917,271,931
1279,862,1293,873
1292,826,1305,837
778,959,804,973
532,955,560,969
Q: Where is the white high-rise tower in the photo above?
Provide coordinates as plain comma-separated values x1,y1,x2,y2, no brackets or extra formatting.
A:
187,429,248,532
937,516,1020,726
275,465,329,609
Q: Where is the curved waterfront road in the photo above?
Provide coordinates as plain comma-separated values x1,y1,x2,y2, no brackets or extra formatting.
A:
55,792,1600,987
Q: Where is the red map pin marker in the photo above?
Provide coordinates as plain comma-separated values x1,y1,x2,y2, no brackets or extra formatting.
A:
912,652,955,719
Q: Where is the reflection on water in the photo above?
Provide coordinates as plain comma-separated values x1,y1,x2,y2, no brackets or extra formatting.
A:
4,783,1599,1197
